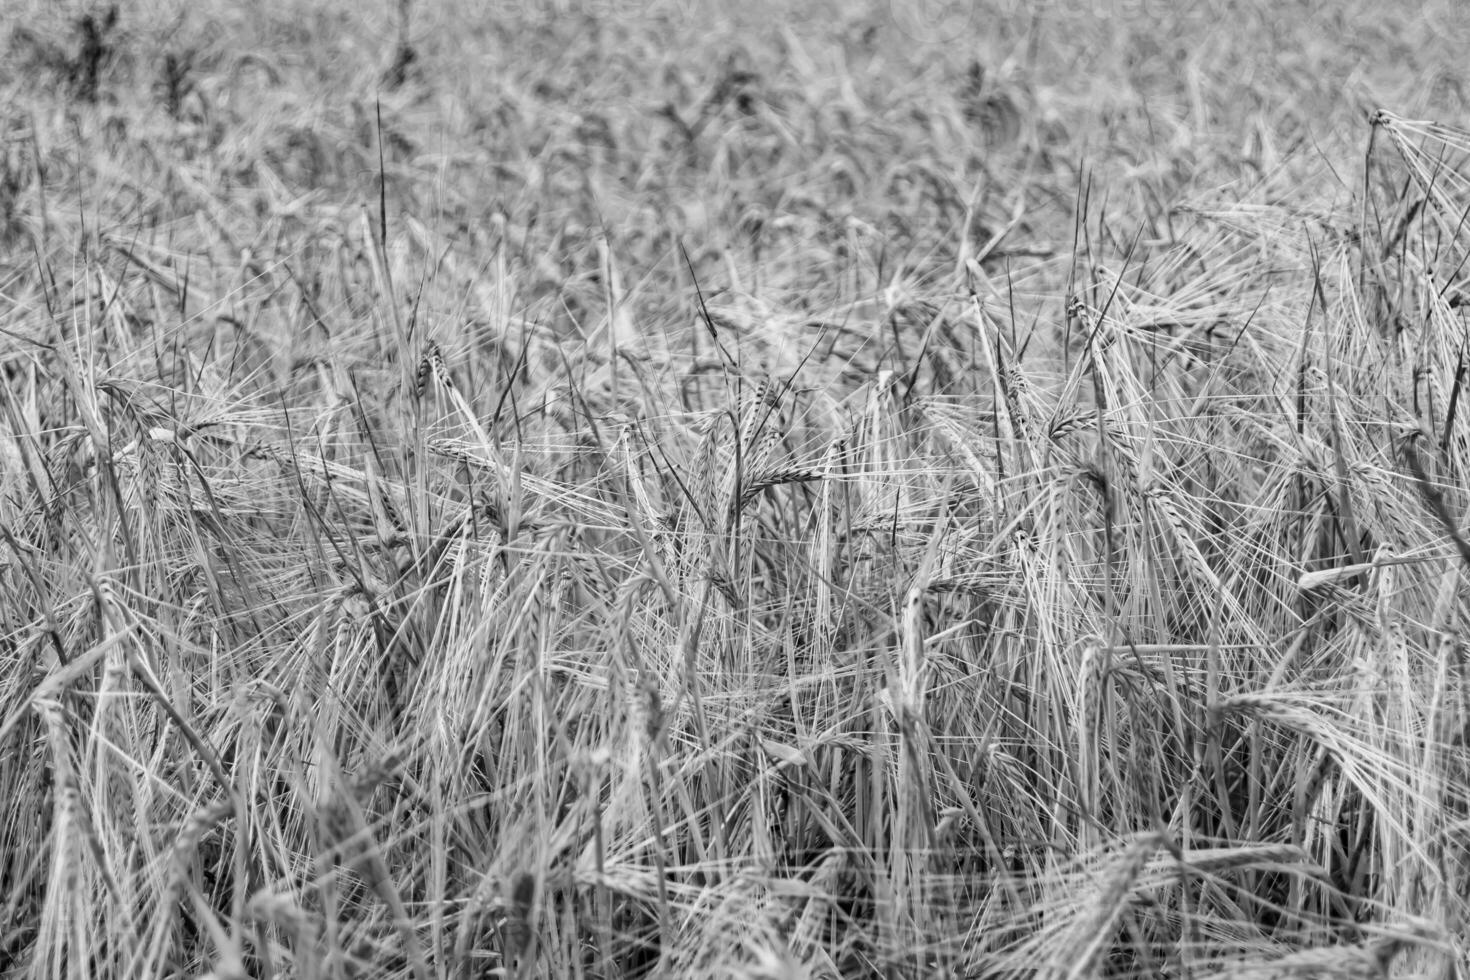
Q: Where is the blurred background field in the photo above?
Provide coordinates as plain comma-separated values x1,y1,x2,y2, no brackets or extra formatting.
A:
2,2,1470,978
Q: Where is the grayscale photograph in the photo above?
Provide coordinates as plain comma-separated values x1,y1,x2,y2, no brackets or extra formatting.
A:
0,1,1467,978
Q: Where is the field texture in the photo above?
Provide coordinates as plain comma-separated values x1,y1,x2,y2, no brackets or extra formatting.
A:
2,1,1470,978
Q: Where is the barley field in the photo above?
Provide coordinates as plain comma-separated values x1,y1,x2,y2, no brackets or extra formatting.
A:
2,2,1470,978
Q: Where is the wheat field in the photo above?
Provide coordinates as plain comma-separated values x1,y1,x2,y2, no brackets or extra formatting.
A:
1,2,1469,978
